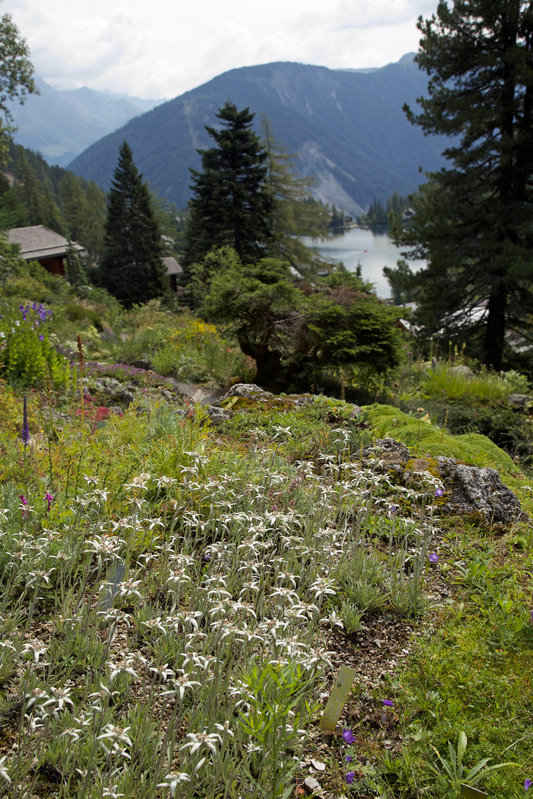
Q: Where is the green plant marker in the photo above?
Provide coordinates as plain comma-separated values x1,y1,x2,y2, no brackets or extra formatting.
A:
99,563,125,613
460,785,488,798
319,665,357,731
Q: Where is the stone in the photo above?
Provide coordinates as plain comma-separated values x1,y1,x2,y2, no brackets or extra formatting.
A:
448,364,473,378
303,776,323,796
508,393,533,410
437,457,527,524
205,405,231,424
362,438,410,467
217,383,274,403
128,358,152,371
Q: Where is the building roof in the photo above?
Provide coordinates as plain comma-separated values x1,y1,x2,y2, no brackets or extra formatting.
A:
7,225,85,261
163,255,182,275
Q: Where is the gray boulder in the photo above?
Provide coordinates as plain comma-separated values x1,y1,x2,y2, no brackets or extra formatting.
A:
437,457,526,525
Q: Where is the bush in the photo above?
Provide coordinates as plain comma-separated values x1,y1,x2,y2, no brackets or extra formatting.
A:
0,302,70,389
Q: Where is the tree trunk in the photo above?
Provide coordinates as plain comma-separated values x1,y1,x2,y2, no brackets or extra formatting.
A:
484,284,507,371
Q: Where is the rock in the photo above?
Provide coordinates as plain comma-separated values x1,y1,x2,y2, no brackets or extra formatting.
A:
303,776,323,796
128,358,152,371
217,383,274,403
448,364,473,377
437,457,527,524
205,405,231,424
508,393,533,410
362,438,410,467
100,324,119,343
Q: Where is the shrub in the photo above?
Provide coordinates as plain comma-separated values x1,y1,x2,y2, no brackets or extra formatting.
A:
0,302,70,389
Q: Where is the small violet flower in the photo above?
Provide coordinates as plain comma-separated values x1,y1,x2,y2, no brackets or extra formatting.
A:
382,699,394,707
435,487,444,497
429,552,439,564
342,728,356,744
345,754,352,762
44,493,53,513
345,772,356,785
525,778,532,791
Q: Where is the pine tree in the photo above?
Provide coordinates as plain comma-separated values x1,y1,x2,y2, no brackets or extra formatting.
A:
183,102,273,270
394,0,533,369
100,142,168,307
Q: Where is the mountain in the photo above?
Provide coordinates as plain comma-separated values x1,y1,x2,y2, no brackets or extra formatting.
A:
68,58,448,214
9,78,164,167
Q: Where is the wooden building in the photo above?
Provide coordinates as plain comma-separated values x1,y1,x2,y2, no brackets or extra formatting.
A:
7,225,86,276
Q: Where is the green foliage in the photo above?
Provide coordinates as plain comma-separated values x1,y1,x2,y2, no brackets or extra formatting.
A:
364,403,518,476
0,302,70,388
260,116,330,272
183,101,273,269
100,141,168,307
200,249,403,389
395,0,533,370
430,731,516,793
0,12,37,160
383,258,418,305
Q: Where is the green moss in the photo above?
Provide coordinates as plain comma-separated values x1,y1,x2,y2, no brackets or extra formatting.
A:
364,404,533,513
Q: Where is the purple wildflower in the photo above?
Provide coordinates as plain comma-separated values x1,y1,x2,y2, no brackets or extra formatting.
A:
525,779,532,791
382,699,394,707
44,493,54,512
342,728,356,744
19,495,28,505
435,487,444,497
345,754,352,762
429,553,439,564
345,772,356,785
21,395,30,446
39,334,44,341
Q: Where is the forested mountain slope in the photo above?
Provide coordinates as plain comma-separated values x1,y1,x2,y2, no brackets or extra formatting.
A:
68,57,448,214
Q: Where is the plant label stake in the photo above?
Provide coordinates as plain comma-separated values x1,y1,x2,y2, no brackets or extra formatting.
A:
99,563,125,613
319,665,357,731
460,785,488,798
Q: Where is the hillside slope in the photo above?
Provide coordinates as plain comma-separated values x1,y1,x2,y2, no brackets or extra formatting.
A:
68,58,448,214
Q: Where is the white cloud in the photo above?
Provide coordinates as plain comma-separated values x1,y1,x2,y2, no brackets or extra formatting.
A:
1,0,437,98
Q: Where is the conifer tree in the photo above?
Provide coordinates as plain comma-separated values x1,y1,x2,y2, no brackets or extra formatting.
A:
183,102,273,270
394,0,533,369
100,142,168,307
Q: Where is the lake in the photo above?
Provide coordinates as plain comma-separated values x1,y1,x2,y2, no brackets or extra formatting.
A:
302,228,424,298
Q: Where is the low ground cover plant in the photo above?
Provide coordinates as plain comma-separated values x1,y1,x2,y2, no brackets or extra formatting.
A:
0,291,532,797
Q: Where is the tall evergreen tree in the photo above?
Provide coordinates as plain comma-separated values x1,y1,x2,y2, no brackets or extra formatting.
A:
183,102,273,270
394,0,533,369
100,142,168,307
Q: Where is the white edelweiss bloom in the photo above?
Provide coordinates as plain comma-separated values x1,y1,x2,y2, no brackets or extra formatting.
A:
42,686,74,713
179,730,222,755
149,663,175,682
309,577,337,601
106,660,138,683
0,755,11,784
160,673,201,701
157,772,191,796
97,724,133,748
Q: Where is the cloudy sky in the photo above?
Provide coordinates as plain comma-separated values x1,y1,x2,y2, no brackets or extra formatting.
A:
3,0,438,100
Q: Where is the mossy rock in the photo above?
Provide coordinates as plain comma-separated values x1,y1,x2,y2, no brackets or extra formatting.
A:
364,403,532,513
